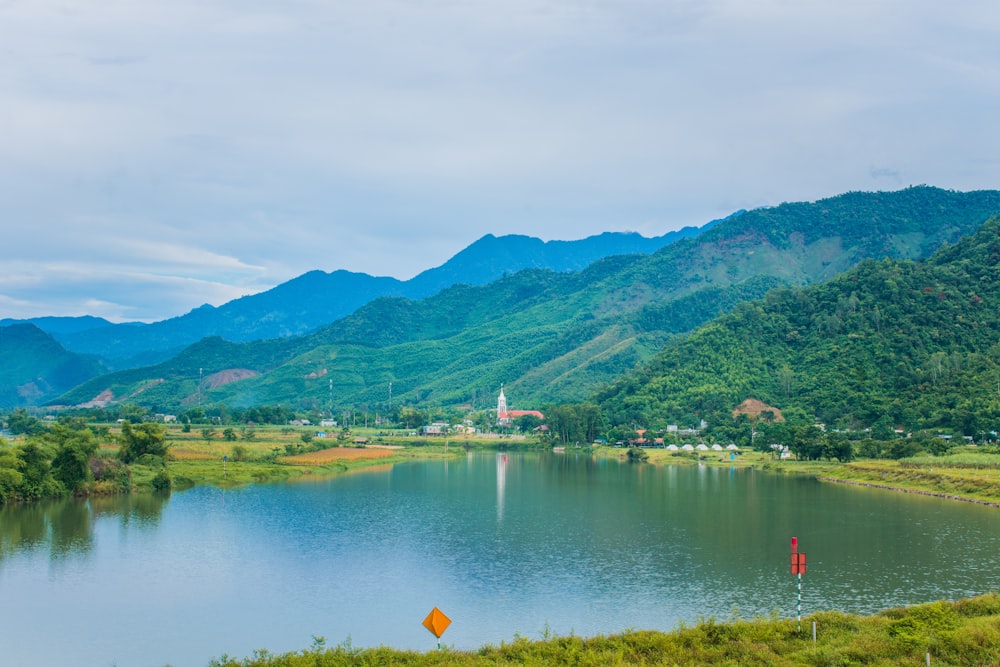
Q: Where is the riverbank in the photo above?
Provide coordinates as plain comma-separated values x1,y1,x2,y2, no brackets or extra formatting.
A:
594,445,1000,507
206,593,1000,666
819,455,1000,506
160,430,474,490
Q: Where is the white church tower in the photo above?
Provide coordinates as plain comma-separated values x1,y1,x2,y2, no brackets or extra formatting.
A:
497,385,508,417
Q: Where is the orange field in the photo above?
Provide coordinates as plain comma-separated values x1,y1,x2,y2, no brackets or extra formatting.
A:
280,447,400,465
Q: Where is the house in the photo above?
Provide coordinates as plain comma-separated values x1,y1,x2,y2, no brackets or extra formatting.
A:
422,422,448,436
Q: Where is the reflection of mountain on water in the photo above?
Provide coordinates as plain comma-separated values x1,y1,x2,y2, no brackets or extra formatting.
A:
0,492,169,565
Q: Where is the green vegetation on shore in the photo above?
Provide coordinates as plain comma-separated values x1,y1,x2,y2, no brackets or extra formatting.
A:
596,445,1000,507
0,415,478,503
207,594,1000,666
820,452,1000,506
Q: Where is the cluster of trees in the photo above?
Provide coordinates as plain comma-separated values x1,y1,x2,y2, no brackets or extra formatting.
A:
0,416,169,504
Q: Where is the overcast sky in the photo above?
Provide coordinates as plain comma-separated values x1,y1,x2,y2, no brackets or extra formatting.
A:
2,0,999,323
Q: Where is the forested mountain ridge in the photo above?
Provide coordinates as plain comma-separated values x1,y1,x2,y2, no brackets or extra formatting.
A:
596,214,1000,436
587,186,1000,320
36,226,710,368
49,186,1000,413
0,325,106,408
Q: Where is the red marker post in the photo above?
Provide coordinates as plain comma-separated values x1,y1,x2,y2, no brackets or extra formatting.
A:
790,537,806,631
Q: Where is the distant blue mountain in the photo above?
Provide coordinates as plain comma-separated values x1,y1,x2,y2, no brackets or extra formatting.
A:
0,315,115,334
32,225,714,367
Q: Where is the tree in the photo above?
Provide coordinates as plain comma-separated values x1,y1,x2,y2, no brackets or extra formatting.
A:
0,445,24,503
822,433,854,462
399,407,426,430
118,421,168,464
17,441,55,499
514,414,542,434
47,422,100,492
6,408,43,436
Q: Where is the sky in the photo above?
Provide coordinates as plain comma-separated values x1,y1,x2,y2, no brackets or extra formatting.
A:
1,0,999,323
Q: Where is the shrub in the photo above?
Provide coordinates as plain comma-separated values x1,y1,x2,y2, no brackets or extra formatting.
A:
626,447,649,462
151,470,172,492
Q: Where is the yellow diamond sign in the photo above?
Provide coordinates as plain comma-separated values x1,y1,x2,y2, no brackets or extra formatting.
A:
422,606,451,638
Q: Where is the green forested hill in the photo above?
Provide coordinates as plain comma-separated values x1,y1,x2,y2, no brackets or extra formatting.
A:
52,187,1000,413
0,324,106,408
597,215,1000,436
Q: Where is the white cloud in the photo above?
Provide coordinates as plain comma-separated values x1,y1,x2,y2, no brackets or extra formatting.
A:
0,0,998,321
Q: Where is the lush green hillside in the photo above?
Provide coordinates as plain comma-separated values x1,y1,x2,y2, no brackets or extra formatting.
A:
0,324,105,408
597,214,1000,436
41,228,708,367
52,187,1000,413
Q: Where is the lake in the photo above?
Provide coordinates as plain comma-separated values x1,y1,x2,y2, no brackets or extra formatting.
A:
2,451,1000,666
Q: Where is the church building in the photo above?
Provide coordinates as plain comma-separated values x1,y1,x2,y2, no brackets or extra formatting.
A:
496,385,544,425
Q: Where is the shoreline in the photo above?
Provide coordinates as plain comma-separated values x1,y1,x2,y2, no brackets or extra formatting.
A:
817,475,1000,508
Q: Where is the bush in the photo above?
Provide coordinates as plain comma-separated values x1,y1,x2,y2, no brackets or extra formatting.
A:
136,453,166,468
151,470,172,492
90,454,132,492
626,447,649,462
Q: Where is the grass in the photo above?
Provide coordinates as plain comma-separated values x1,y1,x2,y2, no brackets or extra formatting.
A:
205,594,1000,666
820,457,1000,506
593,446,840,476
141,426,491,490
595,443,1000,506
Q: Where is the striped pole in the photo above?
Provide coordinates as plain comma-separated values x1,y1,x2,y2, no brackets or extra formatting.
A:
797,572,802,632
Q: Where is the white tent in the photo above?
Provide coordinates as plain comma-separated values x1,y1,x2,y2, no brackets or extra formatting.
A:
667,444,679,451
681,444,694,451
696,444,709,451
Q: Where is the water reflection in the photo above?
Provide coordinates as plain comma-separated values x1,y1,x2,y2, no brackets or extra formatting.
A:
496,452,507,523
3,454,1000,667
0,491,169,565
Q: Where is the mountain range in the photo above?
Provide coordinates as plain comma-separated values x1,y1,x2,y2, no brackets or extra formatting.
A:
0,225,710,408
39,185,1000,415
4,224,713,370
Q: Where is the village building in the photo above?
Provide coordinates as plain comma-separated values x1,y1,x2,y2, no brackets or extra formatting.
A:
496,386,544,426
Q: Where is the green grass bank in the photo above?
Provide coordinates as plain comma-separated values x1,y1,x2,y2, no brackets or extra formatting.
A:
206,594,1000,666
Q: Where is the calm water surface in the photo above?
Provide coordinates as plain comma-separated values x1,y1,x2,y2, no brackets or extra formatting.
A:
2,452,1000,666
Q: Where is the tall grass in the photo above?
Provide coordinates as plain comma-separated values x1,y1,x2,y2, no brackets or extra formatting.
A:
206,594,1000,666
